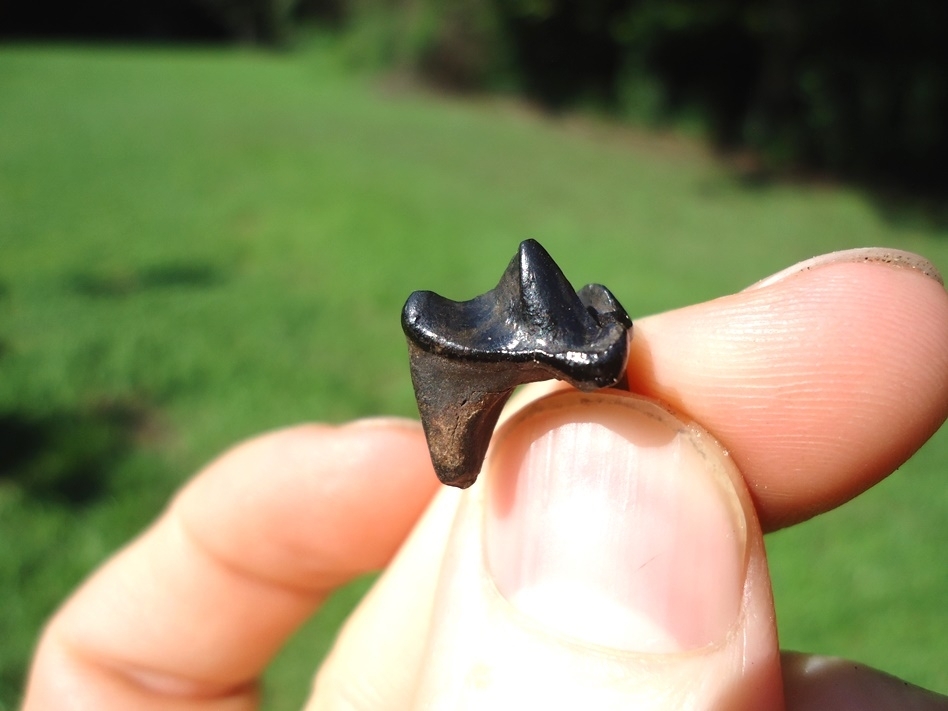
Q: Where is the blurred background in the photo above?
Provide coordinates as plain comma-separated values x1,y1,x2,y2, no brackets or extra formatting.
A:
1,1,946,708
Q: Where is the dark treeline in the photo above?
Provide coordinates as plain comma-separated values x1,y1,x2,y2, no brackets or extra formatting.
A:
404,0,948,194
4,0,947,193
0,0,343,43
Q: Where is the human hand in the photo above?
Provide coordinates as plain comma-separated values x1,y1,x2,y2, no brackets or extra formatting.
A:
22,248,948,710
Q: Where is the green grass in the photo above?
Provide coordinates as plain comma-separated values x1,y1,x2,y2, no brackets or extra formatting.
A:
1,40,947,709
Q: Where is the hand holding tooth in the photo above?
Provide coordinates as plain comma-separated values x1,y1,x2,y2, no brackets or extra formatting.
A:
22,248,948,711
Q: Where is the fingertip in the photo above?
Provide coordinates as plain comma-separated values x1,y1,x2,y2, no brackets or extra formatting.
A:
177,419,438,591
627,256,948,530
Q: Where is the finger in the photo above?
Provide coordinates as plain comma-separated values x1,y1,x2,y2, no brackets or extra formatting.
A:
23,419,438,711
627,249,948,530
314,391,784,710
782,652,948,710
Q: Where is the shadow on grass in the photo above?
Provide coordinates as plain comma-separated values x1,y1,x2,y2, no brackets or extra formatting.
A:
1,664,26,711
0,398,158,506
69,260,224,298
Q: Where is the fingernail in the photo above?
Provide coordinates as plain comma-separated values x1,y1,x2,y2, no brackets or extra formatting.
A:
745,247,943,291
484,391,747,653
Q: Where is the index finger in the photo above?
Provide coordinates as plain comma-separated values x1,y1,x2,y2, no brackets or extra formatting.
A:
628,249,948,530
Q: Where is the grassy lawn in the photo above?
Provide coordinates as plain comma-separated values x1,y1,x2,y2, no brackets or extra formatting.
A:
1,41,946,709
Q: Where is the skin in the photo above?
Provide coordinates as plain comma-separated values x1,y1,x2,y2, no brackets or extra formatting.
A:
21,249,948,710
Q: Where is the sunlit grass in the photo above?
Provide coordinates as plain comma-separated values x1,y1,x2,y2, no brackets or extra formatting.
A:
1,42,946,709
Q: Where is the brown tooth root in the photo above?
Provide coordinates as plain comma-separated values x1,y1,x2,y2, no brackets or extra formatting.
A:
401,239,633,488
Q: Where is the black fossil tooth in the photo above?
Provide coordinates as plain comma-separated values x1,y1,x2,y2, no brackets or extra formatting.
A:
402,239,633,488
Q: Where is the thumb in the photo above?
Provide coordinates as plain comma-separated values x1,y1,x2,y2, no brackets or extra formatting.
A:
415,389,783,710
312,389,784,710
